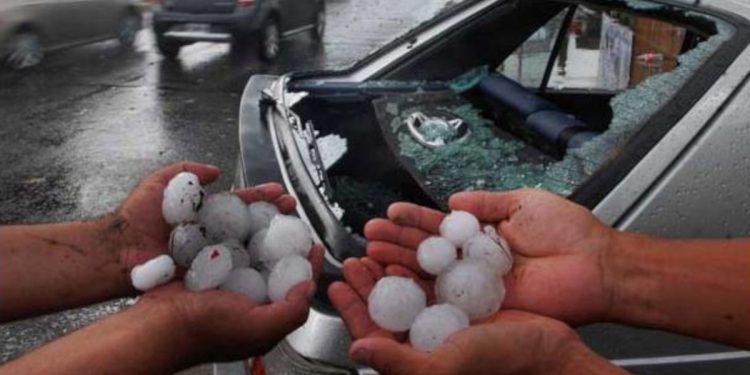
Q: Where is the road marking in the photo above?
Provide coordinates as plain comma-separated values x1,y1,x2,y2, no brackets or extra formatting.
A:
612,351,750,367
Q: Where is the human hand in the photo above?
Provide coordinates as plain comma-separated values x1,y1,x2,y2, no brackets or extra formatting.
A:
365,189,617,324
137,245,325,363
113,161,296,270
329,259,611,375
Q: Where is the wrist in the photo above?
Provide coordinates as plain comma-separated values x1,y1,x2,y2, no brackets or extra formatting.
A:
600,230,661,324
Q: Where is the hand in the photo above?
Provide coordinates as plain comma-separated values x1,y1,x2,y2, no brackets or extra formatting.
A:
365,189,617,324
113,161,296,270
137,245,325,363
329,259,608,375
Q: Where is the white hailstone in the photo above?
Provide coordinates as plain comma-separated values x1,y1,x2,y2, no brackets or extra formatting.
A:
185,244,234,291
463,232,513,276
130,255,176,291
247,201,280,236
162,172,204,225
257,215,313,265
220,268,268,303
246,228,268,267
223,238,251,269
417,236,457,275
439,211,480,247
409,304,470,352
368,276,427,332
199,193,253,242
435,260,505,320
267,255,313,302
169,223,211,268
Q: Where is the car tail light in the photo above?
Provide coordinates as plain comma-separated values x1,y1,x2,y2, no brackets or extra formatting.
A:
238,0,255,7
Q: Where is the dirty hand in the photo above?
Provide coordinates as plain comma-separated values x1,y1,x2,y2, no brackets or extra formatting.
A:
365,189,617,324
136,245,324,363
114,161,296,270
328,259,617,375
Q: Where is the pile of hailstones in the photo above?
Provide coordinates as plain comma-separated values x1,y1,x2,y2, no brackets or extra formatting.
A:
130,172,314,303
368,211,513,352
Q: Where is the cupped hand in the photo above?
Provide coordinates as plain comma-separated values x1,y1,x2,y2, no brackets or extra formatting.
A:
365,189,618,324
328,259,605,375
137,245,325,363
114,161,296,270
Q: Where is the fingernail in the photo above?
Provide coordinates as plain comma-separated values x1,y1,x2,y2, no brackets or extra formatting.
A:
256,182,279,190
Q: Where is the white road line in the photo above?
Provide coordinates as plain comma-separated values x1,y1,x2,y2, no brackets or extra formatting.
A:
612,351,750,367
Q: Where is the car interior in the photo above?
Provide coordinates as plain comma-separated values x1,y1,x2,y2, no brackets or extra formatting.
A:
283,0,729,263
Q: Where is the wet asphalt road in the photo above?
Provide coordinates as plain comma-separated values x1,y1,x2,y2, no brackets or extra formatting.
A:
0,0,450,366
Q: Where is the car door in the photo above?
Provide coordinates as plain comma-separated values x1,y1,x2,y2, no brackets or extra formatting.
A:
24,0,85,47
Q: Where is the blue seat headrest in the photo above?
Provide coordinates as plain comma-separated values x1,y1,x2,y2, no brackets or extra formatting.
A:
479,74,557,116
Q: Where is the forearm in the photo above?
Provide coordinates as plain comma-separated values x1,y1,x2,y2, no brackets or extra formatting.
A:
1,302,197,375
0,215,134,321
605,232,750,348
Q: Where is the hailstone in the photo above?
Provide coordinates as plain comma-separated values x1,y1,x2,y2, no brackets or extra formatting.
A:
162,172,204,225
246,228,268,267
199,193,253,242
220,268,267,303
463,232,513,275
130,255,176,291
223,238,251,269
247,201,280,236
257,215,312,265
409,304,470,352
169,223,210,268
439,211,480,247
267,254,313,302
368,276,426,332
417,236,457,275
185,244,233,291
435,260,505,320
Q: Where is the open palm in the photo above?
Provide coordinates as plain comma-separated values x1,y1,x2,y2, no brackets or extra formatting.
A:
114,161,296,270
364,189,617,325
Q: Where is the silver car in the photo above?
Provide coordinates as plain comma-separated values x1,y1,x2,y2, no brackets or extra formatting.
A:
234,0,750,374
0,0,143,69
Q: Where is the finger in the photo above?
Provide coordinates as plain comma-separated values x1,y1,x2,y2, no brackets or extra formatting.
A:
308,245,325,282
364,219,431,249
448,190,523,222
387,203,445,234
234,183,284,204
361,257,385,279
350,338,429,375
150,161,221,186
328,282,389,339
367,241,425,276
342,258,377,300
248,281,314,338
385,265,435,303
274,195,297,214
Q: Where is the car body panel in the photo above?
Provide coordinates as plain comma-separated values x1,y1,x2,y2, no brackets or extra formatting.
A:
0,0,140,53
235,0,750,374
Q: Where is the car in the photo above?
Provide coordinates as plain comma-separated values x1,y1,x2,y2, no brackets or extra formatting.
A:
0,0,143,70
151,0,326,61
233,0,750,374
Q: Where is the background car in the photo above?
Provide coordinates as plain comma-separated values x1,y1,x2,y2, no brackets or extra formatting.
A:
151,0,326,60
0,0,143,69
233,0,750,374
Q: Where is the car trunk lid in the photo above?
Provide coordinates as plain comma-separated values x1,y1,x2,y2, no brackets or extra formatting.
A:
164,0,237,14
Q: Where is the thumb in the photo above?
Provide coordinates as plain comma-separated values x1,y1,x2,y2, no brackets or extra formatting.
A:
350,338,429,375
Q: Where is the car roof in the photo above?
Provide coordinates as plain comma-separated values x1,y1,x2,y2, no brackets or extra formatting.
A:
684,0,750,18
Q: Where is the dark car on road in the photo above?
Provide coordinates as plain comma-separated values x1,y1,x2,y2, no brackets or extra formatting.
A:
230,0,750,374
152,0,326,60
